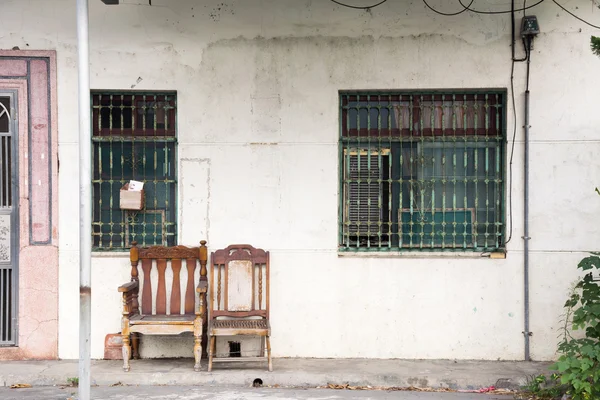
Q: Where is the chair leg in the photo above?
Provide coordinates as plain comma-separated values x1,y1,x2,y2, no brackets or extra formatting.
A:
131,333,140,359
193,318,202,372
266,336,273,372
208,336,216,372
122,333,131,372
193,335,202,371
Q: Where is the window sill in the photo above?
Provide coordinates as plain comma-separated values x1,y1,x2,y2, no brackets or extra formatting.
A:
337,250,505,259
92,251,129,257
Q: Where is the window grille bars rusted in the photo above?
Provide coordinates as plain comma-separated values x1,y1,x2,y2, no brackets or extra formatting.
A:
91,91,177,250
339,91,506,252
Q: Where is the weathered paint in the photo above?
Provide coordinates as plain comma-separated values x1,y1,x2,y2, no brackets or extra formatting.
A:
0,51,58,360
28,59,52,245
0,60,27,77
0,0,598,361
227,260,254,312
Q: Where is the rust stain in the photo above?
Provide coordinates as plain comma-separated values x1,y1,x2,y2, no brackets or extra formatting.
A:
80,286,91,295
33,123,47,130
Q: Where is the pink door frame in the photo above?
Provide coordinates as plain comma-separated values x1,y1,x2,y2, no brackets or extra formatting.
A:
0,50,58,359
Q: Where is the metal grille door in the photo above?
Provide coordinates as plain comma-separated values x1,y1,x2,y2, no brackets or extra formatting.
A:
0,92,17,346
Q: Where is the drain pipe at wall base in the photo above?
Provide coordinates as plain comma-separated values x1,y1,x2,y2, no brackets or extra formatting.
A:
509,1,533,360
523,35,533,362
511,0,534,361
523,87,531,361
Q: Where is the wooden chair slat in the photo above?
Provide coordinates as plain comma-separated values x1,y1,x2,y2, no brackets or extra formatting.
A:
252,262,256,311
141,259,153,315
211,310,267,318
170,259,182,315
217,265,221,310
258,264,262,310
156,259,167,315
184,258,196,314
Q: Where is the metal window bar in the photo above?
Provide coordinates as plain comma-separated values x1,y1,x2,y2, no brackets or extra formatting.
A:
91,91,177,250
0,94,16,345
339,91,505,252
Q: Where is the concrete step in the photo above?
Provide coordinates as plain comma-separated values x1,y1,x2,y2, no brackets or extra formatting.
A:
0,358,551,391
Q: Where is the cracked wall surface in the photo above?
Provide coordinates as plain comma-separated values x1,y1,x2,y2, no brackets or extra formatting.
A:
0,0,599,361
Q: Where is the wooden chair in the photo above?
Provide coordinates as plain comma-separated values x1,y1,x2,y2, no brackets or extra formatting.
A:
118,240,208,372
207,244,272,371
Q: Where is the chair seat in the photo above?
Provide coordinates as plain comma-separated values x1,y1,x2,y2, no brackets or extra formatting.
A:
209,319,270,336
130,314,196,325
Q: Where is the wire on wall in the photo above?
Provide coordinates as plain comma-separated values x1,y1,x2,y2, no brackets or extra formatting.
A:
456,0,545,14
329,0,388,10
422,0,473,16
552,0,600,29
505,0,529,245
422,0,544,16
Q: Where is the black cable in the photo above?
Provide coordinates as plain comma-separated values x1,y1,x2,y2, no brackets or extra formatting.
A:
552,0,600,29
457,0,544,15
422,0,473,16
504,0,529,246
329,0,388,10
505,37,532,246
512,0,528,62
525,37,532,91
504,59,518,246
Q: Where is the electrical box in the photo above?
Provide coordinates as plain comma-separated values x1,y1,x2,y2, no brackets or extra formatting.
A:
521,15,540,37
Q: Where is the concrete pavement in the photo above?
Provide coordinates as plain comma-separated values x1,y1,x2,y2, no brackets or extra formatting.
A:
0,358,550,391
0,385,515,400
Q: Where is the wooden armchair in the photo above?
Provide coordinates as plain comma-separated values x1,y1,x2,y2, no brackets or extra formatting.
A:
208,244,272,371
118,240,208,372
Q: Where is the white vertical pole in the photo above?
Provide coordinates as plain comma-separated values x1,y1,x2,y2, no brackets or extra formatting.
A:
76,0,92,399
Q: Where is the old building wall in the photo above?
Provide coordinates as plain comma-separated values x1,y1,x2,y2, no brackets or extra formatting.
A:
1,0,598,361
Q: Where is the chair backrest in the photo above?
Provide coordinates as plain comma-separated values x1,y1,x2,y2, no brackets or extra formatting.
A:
129,240,208,316
210,244,269,319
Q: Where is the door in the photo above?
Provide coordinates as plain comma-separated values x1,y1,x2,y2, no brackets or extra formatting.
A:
0,91,18,346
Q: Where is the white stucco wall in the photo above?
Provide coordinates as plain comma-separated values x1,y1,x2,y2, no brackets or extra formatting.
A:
1,0,599,361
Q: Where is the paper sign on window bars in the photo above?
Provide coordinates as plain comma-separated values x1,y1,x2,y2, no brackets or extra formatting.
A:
120,180,145,210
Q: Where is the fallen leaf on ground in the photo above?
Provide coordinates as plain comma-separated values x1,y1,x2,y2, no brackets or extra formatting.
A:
319,383,515,395
10,383,32,389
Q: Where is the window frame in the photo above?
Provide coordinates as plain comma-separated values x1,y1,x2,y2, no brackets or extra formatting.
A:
338,89,507,253
91,90,178,251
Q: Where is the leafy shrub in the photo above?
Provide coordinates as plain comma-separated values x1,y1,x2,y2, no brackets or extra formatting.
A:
519,374,566,399
550,254,600,400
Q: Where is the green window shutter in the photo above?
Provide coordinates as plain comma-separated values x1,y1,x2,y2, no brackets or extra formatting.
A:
344,150,389,248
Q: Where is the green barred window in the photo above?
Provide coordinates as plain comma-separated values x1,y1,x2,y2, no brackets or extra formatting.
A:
92,91,177,250
339,90,506,252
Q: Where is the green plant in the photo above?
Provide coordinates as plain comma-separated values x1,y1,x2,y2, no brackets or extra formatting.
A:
550,253,600,400
523,375,546,393
526,374,548,393
520,374,567,399
592,36,600,57
67,377,79,387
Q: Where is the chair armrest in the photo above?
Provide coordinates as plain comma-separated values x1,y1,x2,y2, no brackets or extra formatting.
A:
196,281,208,294
118,281,139,293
